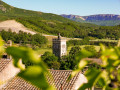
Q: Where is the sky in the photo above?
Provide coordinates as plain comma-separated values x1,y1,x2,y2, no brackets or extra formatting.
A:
3,0,120,16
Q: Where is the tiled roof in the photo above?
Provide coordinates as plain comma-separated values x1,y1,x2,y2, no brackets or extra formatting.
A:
48,70,81,90
85,58,102,65
0,58,101,90
2,70,81,90
2,77,39,90
0,59,11,72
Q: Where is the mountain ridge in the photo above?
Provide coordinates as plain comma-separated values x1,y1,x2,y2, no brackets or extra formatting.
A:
61,14,120,26
0,0,98,38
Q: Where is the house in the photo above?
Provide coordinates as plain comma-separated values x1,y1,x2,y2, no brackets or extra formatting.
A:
0,59,88,90
0,59,20,89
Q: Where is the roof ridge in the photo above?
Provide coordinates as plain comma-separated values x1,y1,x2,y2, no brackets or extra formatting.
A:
71,72,81,90
49,69,72,72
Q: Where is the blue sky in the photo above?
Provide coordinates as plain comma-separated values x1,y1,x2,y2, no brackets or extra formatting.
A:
3,0,120,16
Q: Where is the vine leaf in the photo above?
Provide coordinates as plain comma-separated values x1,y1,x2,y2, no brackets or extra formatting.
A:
6,46,55,90
79,68,101,90
68,50,92,80
6,47,41,67
0,37,4,57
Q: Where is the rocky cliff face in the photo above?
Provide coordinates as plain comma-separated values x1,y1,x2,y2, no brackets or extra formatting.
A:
83,14,120,21
0,1,6,12
61,14,81,19
0,5,6,12
61,14,120,26
61,14,120,21
61,14,85,20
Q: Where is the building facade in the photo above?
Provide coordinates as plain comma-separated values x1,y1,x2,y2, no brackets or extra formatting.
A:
52,33,66,58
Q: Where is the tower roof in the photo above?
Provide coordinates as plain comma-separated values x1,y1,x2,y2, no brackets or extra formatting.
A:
58,33,61,40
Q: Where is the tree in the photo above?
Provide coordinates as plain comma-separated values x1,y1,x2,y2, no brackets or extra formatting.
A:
1,36,120,90
69,46,81,55
41,52,60,70
51,61,60,70
0,30,47,47
32,34,47,46
84,45,97,57
60,46,81,70
0,37,54,90
69,45,120,90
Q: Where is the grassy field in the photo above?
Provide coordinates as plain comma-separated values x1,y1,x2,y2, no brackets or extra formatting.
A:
36,45,101,56
36,48,52,55
90,39,118,42
45,35,82,45
67,45,100,54
25,37,117,55
35,38,117,55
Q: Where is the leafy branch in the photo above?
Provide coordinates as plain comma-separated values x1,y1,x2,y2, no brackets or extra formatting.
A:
0,37,55,90
70,45,120,90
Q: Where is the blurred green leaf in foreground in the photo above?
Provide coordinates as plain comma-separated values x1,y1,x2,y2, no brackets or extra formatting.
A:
1,35,120,90
0,37,4,57
70,45,120,90
6,46,55,90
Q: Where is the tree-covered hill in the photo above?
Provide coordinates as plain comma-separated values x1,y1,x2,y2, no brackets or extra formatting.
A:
0,0,99,38
0,0,120,40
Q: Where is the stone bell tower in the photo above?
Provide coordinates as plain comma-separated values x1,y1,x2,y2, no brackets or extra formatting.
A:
52,33,67,58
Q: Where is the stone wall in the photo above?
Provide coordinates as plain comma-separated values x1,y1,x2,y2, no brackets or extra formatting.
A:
0,61,20,89
73,73,88,90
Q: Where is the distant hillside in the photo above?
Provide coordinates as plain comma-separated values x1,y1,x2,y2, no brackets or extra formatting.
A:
61,14,120,26
1,0,120,40
0,0,98,38
0,20,36,34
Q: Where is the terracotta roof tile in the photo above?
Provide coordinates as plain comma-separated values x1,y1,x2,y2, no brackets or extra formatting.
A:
2,70,81,90
45,70,80,90
0,59,11,72
2,77,39,90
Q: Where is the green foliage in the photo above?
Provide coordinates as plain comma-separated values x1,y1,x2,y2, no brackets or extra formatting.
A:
67,38,118,48
0,0,99,38
70,45,120,90
1,1,120,89
0,30,47,46
32,34,48,46
51,61,61,70
41,52,60,70
60,46,82,70
69,46,81,55
84,45,96,53
0,37,4,57
90,40,118,47
89,26,120,40
60,60,70,70
83,45,98,57
67,37,90,47
1,36,120,89
16,18,94,38
79,68,102,90
5,46,55,89
1,1,120,40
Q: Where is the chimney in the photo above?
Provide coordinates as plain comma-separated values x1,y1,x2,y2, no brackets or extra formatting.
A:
61,83,63,90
